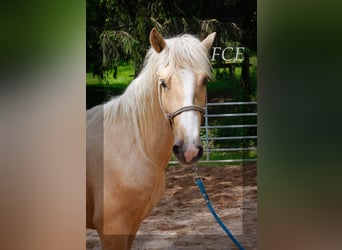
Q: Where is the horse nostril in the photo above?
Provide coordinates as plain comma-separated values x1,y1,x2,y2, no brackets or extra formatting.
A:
173,145,180,156
197,145,203,159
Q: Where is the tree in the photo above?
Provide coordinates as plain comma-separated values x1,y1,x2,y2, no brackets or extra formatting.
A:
86,0,257,80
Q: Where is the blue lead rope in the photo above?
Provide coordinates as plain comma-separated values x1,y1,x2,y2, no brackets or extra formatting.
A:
195,177,246,250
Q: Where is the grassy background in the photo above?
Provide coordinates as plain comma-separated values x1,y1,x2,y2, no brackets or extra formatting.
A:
86,63,134,85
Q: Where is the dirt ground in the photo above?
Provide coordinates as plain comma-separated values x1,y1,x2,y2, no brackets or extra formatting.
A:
86,164,257,250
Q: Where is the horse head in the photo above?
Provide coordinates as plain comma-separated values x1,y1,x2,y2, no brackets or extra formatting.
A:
150,28,216,165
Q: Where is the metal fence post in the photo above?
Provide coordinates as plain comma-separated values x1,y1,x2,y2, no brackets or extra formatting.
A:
205,103,209,161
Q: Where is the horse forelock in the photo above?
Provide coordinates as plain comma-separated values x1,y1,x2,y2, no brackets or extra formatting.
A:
151,34,213,79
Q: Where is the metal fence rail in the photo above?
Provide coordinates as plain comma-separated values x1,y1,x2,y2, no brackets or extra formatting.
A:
169,101,257,165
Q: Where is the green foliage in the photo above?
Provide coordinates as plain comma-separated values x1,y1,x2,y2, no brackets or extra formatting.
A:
87,0,257,79
100,31,139,68
203,104,257,145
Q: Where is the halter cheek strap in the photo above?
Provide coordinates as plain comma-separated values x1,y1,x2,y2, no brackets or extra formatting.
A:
157,83,206,126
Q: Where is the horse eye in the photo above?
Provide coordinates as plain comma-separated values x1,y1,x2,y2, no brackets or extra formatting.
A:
159,79,167,88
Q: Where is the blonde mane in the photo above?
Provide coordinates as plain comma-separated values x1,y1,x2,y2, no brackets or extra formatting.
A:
103,33,212,159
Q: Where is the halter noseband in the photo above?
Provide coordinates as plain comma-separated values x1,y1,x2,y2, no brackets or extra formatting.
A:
157,82,206,126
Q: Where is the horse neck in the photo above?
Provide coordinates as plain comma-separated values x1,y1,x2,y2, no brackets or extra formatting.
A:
145,107,174,169
123,73,174,170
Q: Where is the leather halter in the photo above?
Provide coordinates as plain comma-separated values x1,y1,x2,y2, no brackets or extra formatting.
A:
157,82,206,126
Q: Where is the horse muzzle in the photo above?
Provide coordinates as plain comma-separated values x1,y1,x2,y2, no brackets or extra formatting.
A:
173,140,203,165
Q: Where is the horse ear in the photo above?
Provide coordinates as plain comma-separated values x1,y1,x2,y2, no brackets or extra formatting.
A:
201,32,216,51
150,28,166,53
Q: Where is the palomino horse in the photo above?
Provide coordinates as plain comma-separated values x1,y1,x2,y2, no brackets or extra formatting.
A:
86,28,216,249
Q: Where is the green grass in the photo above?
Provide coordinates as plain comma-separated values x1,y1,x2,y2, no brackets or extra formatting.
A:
86,63,134,85
86,63,135,108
